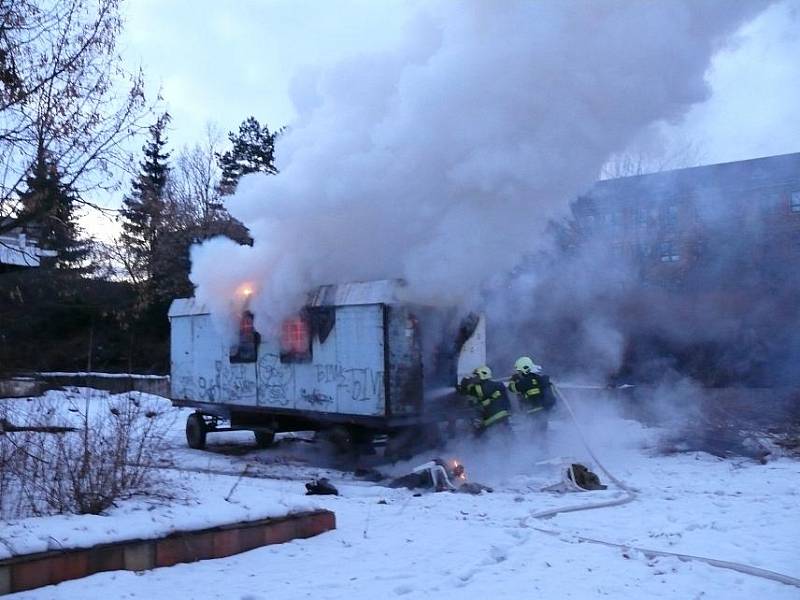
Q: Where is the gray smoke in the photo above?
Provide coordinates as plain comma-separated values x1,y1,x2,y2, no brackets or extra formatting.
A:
190,0,771,339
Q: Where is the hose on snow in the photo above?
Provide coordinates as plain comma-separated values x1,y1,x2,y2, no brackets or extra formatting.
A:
527,384,800,589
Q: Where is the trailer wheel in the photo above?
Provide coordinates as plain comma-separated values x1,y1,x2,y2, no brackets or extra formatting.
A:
254,430,275,448
186,413,208,450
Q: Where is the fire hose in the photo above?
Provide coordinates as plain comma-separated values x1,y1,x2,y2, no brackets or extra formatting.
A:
525,384,800,590
530,385,637,519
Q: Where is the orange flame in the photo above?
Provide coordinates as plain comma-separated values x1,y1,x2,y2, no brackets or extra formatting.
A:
451,459,467,480
236,282,255,298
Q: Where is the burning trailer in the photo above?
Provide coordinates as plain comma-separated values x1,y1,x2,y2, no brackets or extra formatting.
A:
169,279,484,453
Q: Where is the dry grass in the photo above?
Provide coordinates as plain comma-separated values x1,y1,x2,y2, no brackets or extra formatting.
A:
0,389,174,518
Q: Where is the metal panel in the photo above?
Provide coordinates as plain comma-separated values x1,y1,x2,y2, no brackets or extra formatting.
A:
169,316,194,400
251,305,385,416
308,279,398,307
172,302,388,418
290,314,339,414
254,351,295,409
170,313,258,406
168,298,209,318
385,305,422,416
333,305,386,416
456,314,486,381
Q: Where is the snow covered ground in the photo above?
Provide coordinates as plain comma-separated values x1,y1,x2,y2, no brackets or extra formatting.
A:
2,388,798,599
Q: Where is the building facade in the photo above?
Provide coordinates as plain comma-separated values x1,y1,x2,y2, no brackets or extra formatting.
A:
574,152,800,290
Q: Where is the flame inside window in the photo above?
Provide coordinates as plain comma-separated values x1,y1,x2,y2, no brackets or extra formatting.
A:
281,316,310,355
230,311,258,363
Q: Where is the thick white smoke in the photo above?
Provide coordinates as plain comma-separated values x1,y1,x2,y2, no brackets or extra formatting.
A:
190,0,771,334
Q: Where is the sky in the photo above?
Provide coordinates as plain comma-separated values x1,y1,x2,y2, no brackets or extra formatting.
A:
120,0,800,166
121,0,416,148
88,1,800,242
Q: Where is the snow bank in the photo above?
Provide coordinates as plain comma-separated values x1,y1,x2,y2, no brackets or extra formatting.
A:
0,469,319,560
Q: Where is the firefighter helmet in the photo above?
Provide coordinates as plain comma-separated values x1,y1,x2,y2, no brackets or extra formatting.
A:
473,365,492,380
514,356,535,374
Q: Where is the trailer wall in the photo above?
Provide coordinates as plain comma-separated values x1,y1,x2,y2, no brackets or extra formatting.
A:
170,304,387,417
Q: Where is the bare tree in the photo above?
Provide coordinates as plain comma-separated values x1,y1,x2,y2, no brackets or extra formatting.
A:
168,123,250,244
0,0,151,235
600,137,706,180
169,123,225,233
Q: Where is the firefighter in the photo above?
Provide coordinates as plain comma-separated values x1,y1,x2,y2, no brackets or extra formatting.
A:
457,365,512,435
508,356,556,434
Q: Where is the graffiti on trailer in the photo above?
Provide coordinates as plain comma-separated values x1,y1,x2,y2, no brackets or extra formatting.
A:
176,376,195,400
257,353,293,406
300,388,334,406
196,373,220,402
193,361,257,404
315,364,384,403
223,362,258,402
315,364,344,385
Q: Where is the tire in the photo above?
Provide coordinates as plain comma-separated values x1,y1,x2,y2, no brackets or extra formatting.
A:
186,413,207,450
254,430,275,448
349,426,376,456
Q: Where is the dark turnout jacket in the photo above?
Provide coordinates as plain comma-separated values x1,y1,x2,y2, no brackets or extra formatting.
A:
458,377,512,428
509,372,556,414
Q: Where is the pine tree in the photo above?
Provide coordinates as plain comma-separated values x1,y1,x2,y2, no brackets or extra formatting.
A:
216,116,281,195
120,113,172,287
17,151,93,271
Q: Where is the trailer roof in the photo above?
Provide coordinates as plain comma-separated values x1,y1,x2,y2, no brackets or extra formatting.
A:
169,279,403,318
168,298,209,318
308,279,400,307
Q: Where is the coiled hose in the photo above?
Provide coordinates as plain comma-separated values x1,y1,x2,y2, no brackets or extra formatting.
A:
526,384,800,589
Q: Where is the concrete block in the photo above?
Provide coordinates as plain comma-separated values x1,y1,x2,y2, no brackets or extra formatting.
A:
263,519,297,545
11,558,52,592
295,512,335,539
0,565,11,595
87,545,125,573
123,542,155,571
154,537,186,568
49,551,89,585
212,529,240,558
185,532,215,563
0,510,336,595
238,526,266,552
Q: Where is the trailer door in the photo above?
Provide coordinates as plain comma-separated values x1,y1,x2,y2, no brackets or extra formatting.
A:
334,305,385,416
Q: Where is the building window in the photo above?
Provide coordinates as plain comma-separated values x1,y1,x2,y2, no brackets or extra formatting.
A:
661,204,678,230
791,191,800,213
280,314,312,363
230,311,259,363
611,211,623,234
659,240,680,263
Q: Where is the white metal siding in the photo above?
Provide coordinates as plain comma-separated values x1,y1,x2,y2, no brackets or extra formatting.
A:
170,316,194,399
456,314,486,381
333,306,385,416
171,304,387,417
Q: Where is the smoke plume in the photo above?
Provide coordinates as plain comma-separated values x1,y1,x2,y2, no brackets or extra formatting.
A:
190,1,771,340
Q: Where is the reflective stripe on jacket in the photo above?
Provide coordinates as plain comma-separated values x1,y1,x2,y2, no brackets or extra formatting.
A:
509,372,554,412
459,378,511,428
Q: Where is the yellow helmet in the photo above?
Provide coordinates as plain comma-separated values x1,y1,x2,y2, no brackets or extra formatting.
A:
514,356,535,374
473,365,492,380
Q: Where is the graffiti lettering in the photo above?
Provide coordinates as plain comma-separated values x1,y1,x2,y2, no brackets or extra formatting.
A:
336,368,384,403
257,353,293,406
316,364,344,384
300,388,334,406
